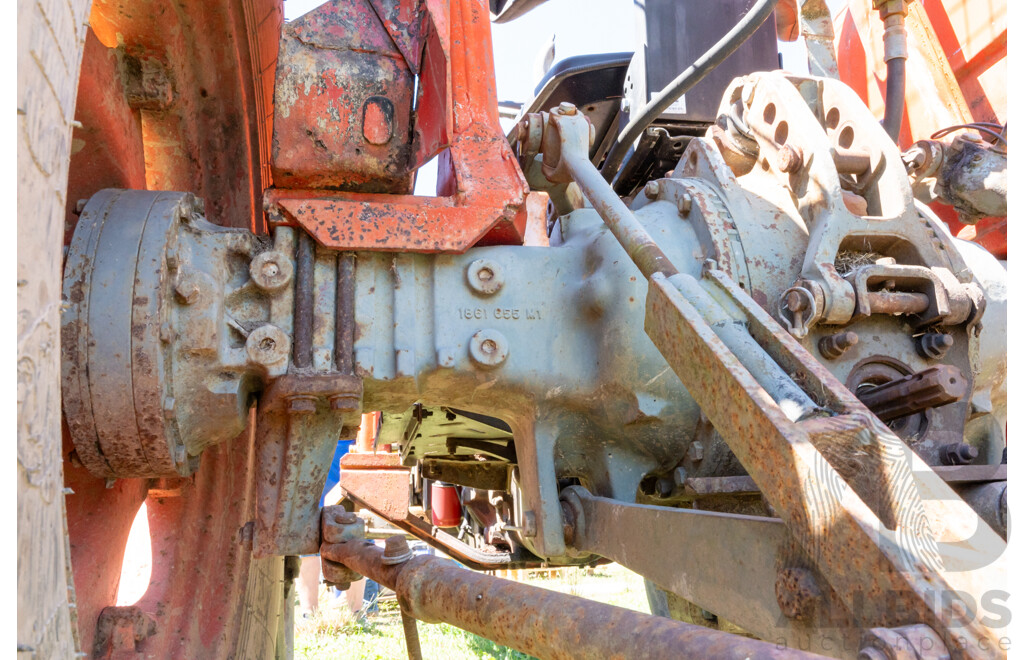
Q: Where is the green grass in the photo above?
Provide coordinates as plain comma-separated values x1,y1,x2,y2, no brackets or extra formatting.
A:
294,564,650,659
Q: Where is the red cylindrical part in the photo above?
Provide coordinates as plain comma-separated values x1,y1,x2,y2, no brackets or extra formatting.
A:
430,482,462,528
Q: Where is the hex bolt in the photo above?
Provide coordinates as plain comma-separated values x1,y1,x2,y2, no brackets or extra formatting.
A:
686,441,704,463
818,331,858,359
329,394,360,412
775,567,822,620
558,102,577,116
381,535,414,565
677,193,693,217
655,477,675,498
939,442,979,466
777,145,804,173
162,396,176,420
644,181,661,199
916,332,953,360
286,395,318,415
174,277,200,304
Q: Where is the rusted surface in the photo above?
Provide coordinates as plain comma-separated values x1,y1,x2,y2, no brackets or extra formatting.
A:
558,486,858,654
270,0,416,192
644,271,1006,658
774,568,823,622
254,373,362,557
94,606,157,659
266,0,544,252
320,515,829,660
335,253,356,372
337,464,527,569
856,364,968,422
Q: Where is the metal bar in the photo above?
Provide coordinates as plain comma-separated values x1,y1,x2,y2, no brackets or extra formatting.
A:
335,252,356,373
400,607,423,660
644,272,1005,657
557,120,819,420
320,536,828,660
293,232,315,369
863,290,930,315
558,486,860,655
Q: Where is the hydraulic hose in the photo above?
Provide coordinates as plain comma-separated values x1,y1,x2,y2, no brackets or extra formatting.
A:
880,6,908,142
599,0,780,181
882,57,906,141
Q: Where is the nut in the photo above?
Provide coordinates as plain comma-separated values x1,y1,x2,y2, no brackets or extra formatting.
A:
468,329,510,368
249,251,293,293
677,192,693,217
466,259,504,296
916,332,953,360
557,102,577,116
174,273,201,304
818,331,858,359
329,394,360,412
775,567,822,620
382,535,414,565
644,181,661,199
286,395,318,415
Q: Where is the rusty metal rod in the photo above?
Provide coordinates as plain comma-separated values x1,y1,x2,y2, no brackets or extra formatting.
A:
856,364,967,421
335,252,356,374
293,232,315,369
561,144,820,420
321,538,826,660
864,290,930,315
833,149,871,174
400,607,423,660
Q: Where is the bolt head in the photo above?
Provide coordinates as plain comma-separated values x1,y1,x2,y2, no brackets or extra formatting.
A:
174,277,201,304
329,394,360,412
286,396,317,415
382,534,413,565
246,324,291,368
468,329,509,368
677,192,693,216
644,181,661,199
777,144,804,173
558,102,577,116
775,567,822,620
466,259,504,296
250,251,293,293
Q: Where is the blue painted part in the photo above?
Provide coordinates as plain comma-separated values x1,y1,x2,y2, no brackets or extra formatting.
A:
320,439,354,507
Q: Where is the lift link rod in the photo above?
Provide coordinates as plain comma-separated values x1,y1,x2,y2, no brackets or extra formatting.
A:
528,106,1007,659
319,507,827,660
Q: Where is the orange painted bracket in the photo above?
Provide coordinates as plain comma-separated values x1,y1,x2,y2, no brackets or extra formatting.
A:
266,0,544,253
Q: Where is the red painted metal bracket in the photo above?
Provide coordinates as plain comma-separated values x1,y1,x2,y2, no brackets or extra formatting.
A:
266,0,545,253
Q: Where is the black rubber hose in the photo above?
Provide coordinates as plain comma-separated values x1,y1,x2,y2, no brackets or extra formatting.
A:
882,57,906,142
599,0,780,181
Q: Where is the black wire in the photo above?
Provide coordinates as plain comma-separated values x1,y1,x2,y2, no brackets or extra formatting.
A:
931,123,1008,146
598,0,780,182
